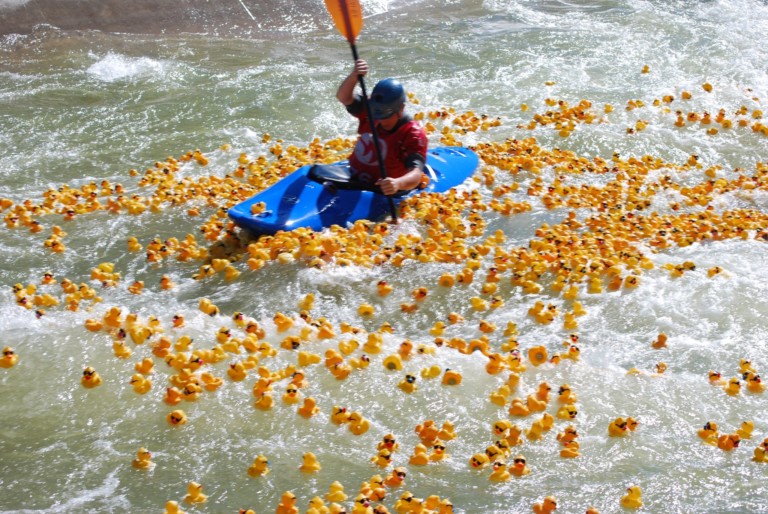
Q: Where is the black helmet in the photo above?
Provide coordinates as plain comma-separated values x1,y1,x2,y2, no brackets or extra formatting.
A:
369,78,406,119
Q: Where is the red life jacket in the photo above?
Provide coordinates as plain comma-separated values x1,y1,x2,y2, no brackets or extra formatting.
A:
348,112,428,183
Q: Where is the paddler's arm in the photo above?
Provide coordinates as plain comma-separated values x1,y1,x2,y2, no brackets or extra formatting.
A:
376,168,424,195
336,59,368,106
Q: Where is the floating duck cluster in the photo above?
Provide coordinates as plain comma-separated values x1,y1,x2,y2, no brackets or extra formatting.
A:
3,87,768,512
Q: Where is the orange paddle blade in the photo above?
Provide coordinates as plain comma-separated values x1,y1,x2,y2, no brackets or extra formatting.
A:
325,0,364,43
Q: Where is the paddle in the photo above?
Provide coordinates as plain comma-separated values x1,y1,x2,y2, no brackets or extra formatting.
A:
324,0,398,223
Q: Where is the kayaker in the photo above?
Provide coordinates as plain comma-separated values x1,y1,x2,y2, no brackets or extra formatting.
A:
336,59,428,195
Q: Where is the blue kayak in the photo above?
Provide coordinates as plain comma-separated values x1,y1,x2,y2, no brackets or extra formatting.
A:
228,146,478,235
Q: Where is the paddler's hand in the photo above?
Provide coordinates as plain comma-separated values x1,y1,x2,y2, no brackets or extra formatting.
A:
352,59,368,77
376,177,400,196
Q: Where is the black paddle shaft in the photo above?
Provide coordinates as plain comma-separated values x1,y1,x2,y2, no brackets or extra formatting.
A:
348,43,398,223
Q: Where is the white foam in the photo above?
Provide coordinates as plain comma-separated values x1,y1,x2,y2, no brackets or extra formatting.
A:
85,52,166,83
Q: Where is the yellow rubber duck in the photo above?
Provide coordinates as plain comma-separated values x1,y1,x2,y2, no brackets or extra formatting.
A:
129,374,152,395
620,485,643,509
708,370,725,385
560,440,580,458
469,452,490,470
275,491,298,514
383,354,404,371
282,385,302,405
489,460,511,482
131,447,153,469
608,417,628,437
254,391,274,410
429,440,449,461
745,372,765,393
698,421,719,445
717,433,741,451
723,377,741,396
736,420,754,439
442,369,462,386
298,397,320,418
200,372,223,392
1,347,18,368
299,452,322,473
398,374,418,394
509,454,531,477
81,366,102,388
532,496,556,514
247,455,269,477
348,411,370,435
134,357,154,375
227,361,248,381
331,405,350,425
184,481,207,504
163,501,185,514
408,443,429,466
557,384,577,404
325,481,347,503
167,409,187,427
372,449,393,468
384,467,407,488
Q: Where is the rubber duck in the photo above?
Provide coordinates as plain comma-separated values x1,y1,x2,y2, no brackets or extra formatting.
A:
626,417,639,432
470,452,490,470
227,360,248,381
651,332,668,349
526,394,547,413
442,369,462,386
717,433,741,451
331,406,350,425
509,454,531,477
532,496,556,514
132,447,153,469
372,449,393,468
620,485,642,509
745,372,765,393
753,444,768,463
384,467,407,487
367,474,387,502
282,385,302,405
525,420,545,441
247,455,269,477
557,384,577,404
393,491,415,514
363,333,383,354
489,460,511,482
482,444,501,463
383,354,403,371
134,357,154,375
429,440,449,461
407,443,429,466
708,370,725,385
81,366,102,388
527,346,548,367
439,421,457,440
163,500,186,514
112,341,132,359
376,280,393,296
608,417,628,437
736,420,754,439
324,481,347,503
276,491,299,514
164,386,183,405
723,377,741,396
698,421,719,445
300,452,322,473
183,481,207,504
200,372,223,392
378,433,399,453
585,508,599,514
298,397,320,418
415,420,440,445
167,409,187,426
254,391,274,410
348,411,370,435
509,398,531,417
560,440,580,458
130,374,152,394
740,359,756,373
395,372,418,393
298,350,321,368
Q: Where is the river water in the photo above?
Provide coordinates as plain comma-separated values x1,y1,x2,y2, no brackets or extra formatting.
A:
2,1,768,513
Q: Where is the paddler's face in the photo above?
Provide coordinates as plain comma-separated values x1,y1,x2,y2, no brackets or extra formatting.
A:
375,108,402,130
